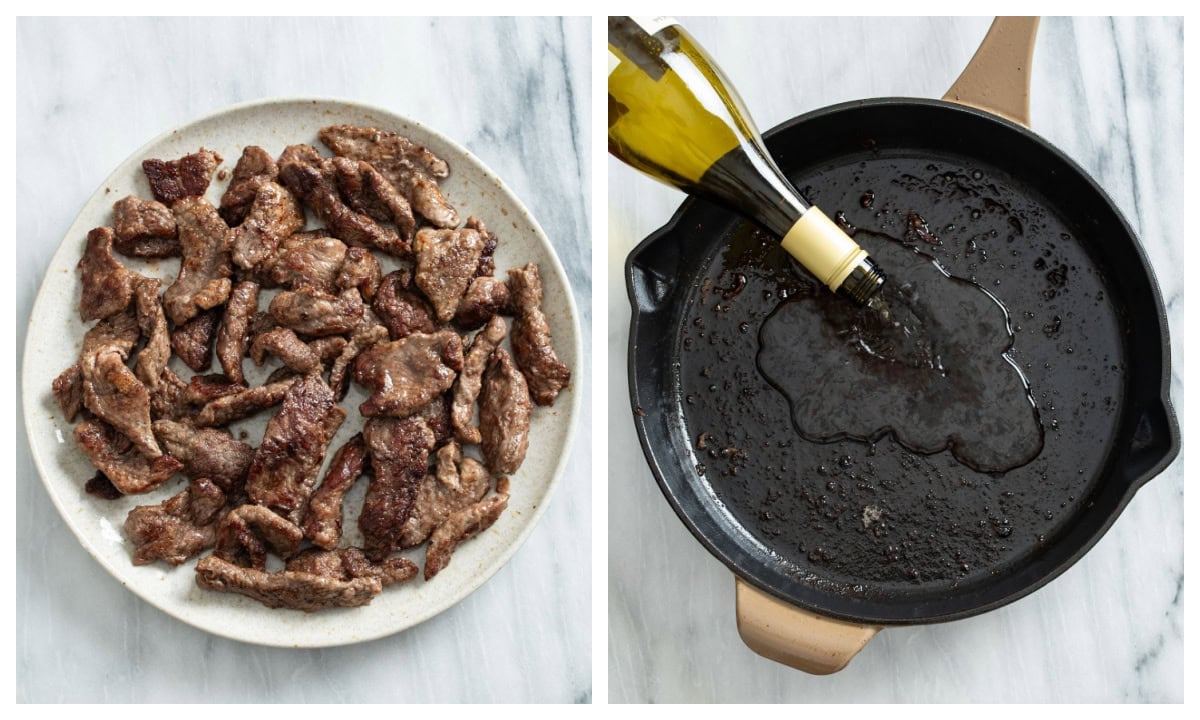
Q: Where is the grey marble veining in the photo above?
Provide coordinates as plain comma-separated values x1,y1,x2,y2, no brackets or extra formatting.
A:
16,16,591,703
608,16,1182,703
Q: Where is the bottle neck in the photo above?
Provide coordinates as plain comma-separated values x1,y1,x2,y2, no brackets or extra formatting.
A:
695,139,811,238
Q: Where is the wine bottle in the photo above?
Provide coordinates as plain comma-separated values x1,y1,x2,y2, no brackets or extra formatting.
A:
608,16,885,305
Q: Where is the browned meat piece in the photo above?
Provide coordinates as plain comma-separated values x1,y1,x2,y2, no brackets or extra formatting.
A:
163,197,233,325
132,279,170,388
468,216,499,278
424,491,510,580
112,196,179,258
52,366,85,423
301,434,367,550
413,226,485,322
182,374,244,405
508,263,571,406
142,148,222,205
451,315,507,444
328,324,388,400
454,276,510,331
308,336,347,365
229,182,305,271
125,477,226,565
74,419,182,494
417,393,454,446
479,348,531,475
85,472,123,500
372,271,436,340
400,442,491,548
54,310,141,421
195,377,298,427
80,349,160,458
78,227,137,322
361,415,435,561
267,235,347,292
265,367,299,385
318,125,459,228
250,327,321,374
152,420,254,494
337,246,382,301
277,144,407,256
353,331,463,418
246,374,346,522
270,287,363,337
216,280,259,385
170,308,219,372
195,555,382,612
213,504,304,569
148,367,190,421
287,547,417,586
330,156,416,243
219,146,278,226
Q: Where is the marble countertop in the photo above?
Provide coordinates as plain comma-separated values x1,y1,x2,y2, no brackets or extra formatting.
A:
608,16,1183,702
16,17,591,703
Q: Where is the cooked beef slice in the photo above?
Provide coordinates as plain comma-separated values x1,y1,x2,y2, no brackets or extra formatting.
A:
331,156,417,242
149,367,191,421
245,374,346,522
329,324,388,400
302,434,367,550
85,472,123,500
78,226,137,322
195,377,298,427
112,196,179,258
54,310,141,422
195,555,382,612
142,148,222,205
412,226,485,322
163,197,233,325
400,442,491,548
479,347,531,475
277,144,406,256
423,491,509,580
336,247,382,302
74,418,182,494
372,271,436,340
229,181,305,271
170,308,220,372
267,235,347,292
308,336,348,366
361,415,435,561
467,216,499,278
286,547,417,586
80,349,161,458
269,287,363,337
508,263,570,406
454,276,510,331
152,420,254,494
318,125,458,228
182,374,245,405
132,278,170,388
451,315,507,444
417,393,454,446
250,327,321,374
213,504,304,569
52,366,85,423
125,477,226,566
216,280,259,385
219,146,278,226
353,330,463,418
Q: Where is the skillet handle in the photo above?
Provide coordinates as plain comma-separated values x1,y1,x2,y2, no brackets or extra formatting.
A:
735,578,880,674
943,17,1040,128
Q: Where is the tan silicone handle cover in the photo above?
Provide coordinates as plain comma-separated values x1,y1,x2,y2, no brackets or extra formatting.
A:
735,578,880,675
943,16,1040,127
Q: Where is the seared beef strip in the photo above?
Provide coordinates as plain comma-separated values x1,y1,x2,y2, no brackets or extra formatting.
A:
85,472,123,500
152,419,254,494
219,146,278,226
508,263,571,406
74,419,182,494
125,477,226,566
148,367,191,421
245,374,346,523
308,336,348,366
328,324,388,400
132,279,170,388
287,547,417,586
353,330,463,418
170,308,220,372
80,349,161,458
373,271,436,340
213,504,304,569
452,315,507,444
54,310,141,422
195,377,298,427
78,226,137,322
400,442,491,548
331,156,417,243
142,148,222,205
413,226,485,322
163,197,233,326
478,347,531,475
302,434,367,550
267,235,347,292
269,287,363,337
361,415,435,561
250,327,321,374
195,555,382,612
424,485,510,580
229,181,305,272
468,216,499,278
52,367,85,424
318,125,458,228
182,374,245,405
337,246,382,302
418,394,454,446
112,196,179,258
216,280,259,385
454,276,511,331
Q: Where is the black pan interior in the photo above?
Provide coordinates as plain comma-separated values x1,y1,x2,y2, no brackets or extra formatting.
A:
627,99,1178,624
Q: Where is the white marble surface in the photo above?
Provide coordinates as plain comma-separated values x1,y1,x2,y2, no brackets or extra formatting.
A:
16,17,591,703
608,17,1183,703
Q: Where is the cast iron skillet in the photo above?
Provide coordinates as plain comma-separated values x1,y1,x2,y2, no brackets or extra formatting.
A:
625,18,1179,673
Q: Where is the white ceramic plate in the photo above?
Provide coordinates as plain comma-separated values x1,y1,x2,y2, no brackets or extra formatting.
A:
22,98,581,647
